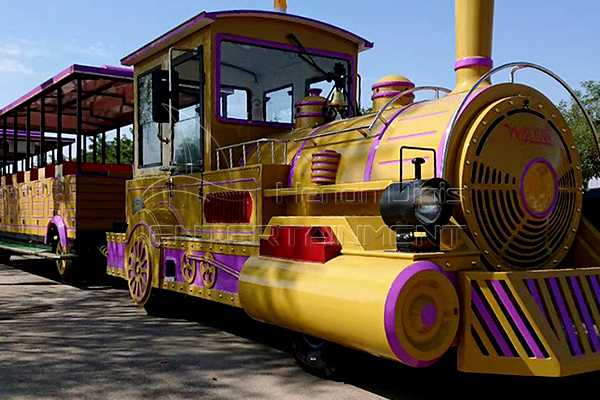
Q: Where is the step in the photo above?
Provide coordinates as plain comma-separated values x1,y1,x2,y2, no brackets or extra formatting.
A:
0,241,77,260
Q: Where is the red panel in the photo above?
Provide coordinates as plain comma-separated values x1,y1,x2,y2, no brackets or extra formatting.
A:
204,190,253,224
260,226,341,264
60,161,132,175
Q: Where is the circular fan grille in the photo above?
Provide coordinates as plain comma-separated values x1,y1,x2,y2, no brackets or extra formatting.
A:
460,95,583,270
469,161,578,268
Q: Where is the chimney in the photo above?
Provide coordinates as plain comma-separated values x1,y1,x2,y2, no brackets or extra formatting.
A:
453,0,495,93
274,0,287,13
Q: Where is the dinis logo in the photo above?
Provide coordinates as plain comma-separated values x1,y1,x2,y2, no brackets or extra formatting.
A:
503,123,553,147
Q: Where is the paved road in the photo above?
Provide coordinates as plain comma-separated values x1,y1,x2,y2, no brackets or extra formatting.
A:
0,258,599,400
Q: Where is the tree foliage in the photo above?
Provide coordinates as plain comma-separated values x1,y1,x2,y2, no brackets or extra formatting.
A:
558,81,600,186
82,135,134,164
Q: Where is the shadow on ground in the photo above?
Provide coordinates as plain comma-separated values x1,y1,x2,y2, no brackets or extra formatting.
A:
1,258,599,400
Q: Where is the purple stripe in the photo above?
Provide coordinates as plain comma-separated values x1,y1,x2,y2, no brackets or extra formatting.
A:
396,109,450,123
384,261,447,367
520,158,559,218
589,275,600,310
454,56,493,71
372,81,415,90
570,276,600,351
387,130,437,142
293,100,325,107
294,113,324,118
526,279,547,319
371,92,415,100
122,10,372,65
363,102,420,181
311,169,337,174
379,156,430,167
312,162,339,167
288,124,329,187
491,280,545,359
549,278,582,355
312,176,335,181
472,289,514,357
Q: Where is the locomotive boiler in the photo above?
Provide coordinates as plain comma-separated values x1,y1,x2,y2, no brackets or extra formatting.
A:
106,0,600,377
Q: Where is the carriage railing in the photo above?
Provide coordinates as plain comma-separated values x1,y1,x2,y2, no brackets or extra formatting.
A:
215,138,289,170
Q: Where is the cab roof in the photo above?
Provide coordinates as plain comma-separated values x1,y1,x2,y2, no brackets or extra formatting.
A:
121,10,374,66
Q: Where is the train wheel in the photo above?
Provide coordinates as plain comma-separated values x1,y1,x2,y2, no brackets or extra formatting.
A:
56,242,78,284
0,250,12,264
292,333,341,379
125,234,153,306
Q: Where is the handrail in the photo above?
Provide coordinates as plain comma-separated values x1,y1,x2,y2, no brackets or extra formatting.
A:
215,138,289,170
293,85,452,143
368,86,451,130
441,61,600,177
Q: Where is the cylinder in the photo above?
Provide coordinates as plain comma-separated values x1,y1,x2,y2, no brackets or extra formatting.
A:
239,256,460,367
454,0,495,92
311,150,340,185
274,0,287,13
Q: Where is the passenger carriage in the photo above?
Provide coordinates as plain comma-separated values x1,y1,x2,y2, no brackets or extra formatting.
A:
0,64,134,282
105,0,600,377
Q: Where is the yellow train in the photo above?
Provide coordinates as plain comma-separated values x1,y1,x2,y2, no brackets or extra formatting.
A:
2,0,600,378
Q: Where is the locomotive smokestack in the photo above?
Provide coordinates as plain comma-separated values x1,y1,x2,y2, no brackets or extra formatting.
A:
454,0,494,92
274,0,287,13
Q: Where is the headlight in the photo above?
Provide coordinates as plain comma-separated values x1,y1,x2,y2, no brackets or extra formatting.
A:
380,177,453,252
415,186,443,225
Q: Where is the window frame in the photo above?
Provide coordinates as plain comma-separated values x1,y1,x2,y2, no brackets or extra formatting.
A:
137,65,163,169
170,46,205,171
215,34,356,129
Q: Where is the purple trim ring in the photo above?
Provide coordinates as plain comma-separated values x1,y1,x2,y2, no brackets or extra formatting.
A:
294,100,326,107
372,81,415,90
294,112,325,118
383,261,454,367
519,157,559,218
454,56,493,71
371,91,415,100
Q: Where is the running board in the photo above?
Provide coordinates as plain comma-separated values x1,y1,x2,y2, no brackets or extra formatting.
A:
0,243,76,260
458,267,600,376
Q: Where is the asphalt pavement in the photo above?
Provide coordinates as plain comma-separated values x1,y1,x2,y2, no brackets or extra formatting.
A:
0,257,598,400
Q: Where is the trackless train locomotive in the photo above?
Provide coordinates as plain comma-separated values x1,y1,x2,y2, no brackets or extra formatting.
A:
2,0,600,378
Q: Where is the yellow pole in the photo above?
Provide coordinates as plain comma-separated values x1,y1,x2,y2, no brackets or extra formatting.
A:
275,0,287,13
454,0,495,93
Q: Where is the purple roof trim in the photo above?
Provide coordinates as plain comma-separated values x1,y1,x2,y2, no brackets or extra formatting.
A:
0,64,133,117
121,10,373,66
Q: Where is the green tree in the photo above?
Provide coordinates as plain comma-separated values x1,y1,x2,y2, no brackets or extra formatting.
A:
558,81,600,186
81,135,134,164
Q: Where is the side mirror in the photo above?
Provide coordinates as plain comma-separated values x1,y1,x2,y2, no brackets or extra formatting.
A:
151,69,179,123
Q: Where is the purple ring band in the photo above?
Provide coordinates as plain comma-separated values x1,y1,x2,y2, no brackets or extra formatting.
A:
454,56,493,71
384,261,453,367
372,81,415,90
372,91,416,100
294,112,324,118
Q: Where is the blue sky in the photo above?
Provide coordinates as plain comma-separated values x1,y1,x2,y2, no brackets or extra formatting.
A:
0,0,598,108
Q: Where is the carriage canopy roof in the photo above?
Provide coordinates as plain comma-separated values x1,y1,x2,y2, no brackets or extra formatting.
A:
121,10,374,66
0,64,134,136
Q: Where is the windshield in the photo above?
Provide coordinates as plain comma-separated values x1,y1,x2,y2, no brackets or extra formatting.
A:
218,38,353,127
